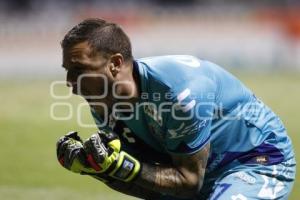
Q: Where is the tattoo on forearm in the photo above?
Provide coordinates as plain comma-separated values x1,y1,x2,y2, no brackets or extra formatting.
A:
136,143,210,198
91,175,161,199
90,144,210,199
139,163,186,197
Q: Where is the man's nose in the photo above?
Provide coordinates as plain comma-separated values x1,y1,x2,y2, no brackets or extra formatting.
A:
66,72,77,87
66,80,78,87
66,81,72,87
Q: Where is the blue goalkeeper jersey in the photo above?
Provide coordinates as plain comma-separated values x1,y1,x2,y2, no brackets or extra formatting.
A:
91,55,294,172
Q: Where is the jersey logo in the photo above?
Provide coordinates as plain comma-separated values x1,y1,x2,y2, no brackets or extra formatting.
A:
122,127,136,143
255,156,268,164
144,104,162,126
175,88,196,112
167,120,207,139
234,172,256,185
177,88,190,102
257,166,284,199
108,113,117,129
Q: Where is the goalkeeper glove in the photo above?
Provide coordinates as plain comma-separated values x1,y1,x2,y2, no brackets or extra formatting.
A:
84,130,141,182
56,131,106,176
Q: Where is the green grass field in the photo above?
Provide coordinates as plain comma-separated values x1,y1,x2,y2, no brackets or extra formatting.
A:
0,72,299,199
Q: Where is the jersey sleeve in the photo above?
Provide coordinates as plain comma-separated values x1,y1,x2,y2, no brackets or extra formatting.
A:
164,76,217,155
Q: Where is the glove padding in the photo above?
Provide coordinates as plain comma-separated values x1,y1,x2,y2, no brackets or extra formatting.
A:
84,130,141,182
56,131,100,174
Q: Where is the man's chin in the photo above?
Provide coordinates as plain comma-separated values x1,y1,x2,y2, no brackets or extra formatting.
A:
83,97,99,103
83,96,92,102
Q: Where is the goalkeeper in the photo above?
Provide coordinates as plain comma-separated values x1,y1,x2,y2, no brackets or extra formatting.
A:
56,18,296,200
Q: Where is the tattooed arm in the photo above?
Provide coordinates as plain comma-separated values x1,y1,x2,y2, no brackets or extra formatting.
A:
134,142,210,199
90,143,209,199
91,173,162,199
105,179,162,200
90,166,163,200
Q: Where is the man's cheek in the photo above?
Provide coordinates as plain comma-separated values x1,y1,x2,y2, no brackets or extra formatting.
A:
77,80,90,95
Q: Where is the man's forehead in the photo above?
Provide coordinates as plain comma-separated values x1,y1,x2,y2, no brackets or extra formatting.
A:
62,41,92,65
65,41,92,58
62,41,108,68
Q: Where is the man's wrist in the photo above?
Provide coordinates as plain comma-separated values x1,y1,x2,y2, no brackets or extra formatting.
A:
108,151,141,182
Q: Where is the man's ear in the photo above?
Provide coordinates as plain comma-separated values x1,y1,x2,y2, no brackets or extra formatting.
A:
109,53,124,77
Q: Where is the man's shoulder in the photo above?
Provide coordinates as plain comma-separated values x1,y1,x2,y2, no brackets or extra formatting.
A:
137,55,201,67
136,55,217,98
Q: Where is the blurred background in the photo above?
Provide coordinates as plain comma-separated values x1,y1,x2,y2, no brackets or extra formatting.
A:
0,0,299,199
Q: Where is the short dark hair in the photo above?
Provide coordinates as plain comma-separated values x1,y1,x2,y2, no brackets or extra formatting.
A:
61,18,133,61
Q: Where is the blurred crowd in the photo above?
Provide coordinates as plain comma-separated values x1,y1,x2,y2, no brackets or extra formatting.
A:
0,0,300,78
1,0,300,13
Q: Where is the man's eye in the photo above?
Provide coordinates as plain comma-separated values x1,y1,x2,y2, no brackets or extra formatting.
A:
69,68,83,73
76,70,85,75
74,67,84,71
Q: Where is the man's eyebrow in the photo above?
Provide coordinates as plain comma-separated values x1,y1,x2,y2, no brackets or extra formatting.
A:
71,61,85,67
62,61,85,70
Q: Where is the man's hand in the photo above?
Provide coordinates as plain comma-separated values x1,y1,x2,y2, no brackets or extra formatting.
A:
84,130,141,182
56,131,98,174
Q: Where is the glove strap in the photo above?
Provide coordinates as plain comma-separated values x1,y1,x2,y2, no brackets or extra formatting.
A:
108,151,141,182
